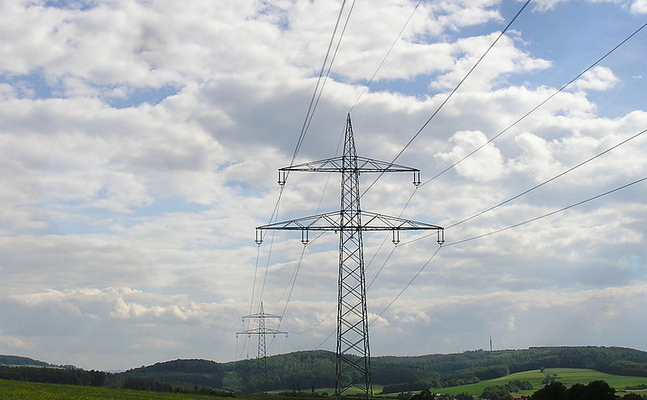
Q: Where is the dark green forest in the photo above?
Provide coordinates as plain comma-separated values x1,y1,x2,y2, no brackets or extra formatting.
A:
2,346,647,395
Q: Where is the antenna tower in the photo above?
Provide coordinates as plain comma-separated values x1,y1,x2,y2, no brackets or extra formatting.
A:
237,302,288,392
256,114,444,399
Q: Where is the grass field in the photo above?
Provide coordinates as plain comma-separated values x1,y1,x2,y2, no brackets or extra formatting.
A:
427,368,647,397
0,379,233,400
2,370,647,399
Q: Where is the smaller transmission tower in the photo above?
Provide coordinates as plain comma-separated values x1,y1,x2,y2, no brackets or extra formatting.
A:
237,302,288,392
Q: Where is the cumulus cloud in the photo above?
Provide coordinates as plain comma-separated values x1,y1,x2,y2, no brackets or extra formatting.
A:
630,0,647,13
573,66,619,91
509,131,563,180
0,0,646,371
0,287,245,369
431,33,551,91
435,130,507,182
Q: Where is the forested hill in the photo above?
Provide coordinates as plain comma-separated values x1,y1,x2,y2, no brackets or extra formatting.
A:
0,355,56,368
3,347,647,393
120,346,647,392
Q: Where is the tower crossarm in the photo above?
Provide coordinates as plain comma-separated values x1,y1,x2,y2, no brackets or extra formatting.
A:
278,156,422,185
257,210,443,231
236,328,288,337
256,210,444,245
281,156,419,173
241,312,282,320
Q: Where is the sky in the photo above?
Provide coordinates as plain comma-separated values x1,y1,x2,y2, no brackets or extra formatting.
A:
0,0,646,372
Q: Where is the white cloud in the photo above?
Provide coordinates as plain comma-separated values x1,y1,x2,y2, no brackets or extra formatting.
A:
573,66,619,91
431,33,551,91
435,130,508,182
0,0,646,371
630,0,647,13
509,131,563,180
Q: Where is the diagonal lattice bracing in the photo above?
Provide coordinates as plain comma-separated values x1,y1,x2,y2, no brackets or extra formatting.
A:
256,114,443,399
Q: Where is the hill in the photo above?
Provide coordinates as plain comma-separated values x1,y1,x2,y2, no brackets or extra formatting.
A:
121,346,647,392
430,368,647,397
3,346,647,394
0,355,57,368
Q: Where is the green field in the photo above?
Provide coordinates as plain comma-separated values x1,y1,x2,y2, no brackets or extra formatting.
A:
428,368,647,397
3,371,647,399
0,379,233,400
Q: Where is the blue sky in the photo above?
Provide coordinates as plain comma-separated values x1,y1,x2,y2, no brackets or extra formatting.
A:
0,0,646,372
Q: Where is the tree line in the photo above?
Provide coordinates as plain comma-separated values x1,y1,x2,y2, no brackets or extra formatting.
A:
0,365,234,397
3,346,647,394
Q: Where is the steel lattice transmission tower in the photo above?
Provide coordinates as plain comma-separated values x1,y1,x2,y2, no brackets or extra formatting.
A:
256,114,444,399
237,302,287,393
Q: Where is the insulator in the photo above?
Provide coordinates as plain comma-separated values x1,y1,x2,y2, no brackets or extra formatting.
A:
301,230,309,245
255,229,263,245
437,229,445,245
278,170,287,186
413,171,421,186
392,229,400,245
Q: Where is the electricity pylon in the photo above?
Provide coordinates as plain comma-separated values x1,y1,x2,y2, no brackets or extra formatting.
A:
256,114,444,399
237,302,288,393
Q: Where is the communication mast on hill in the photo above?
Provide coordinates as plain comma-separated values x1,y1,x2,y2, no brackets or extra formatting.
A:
255,114,444,399
237,302,288,393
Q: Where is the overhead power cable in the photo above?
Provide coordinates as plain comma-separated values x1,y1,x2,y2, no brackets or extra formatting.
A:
447,127,647,229
317,11,647,350
444,175,647,247
360,0,532,198
288,0,357,177
419,20,647,188
250,0,357,319
370,245,442,325
361,19,647,275
348,0,424,113
368,173,647,324
400,126,647,246
354,0,531,293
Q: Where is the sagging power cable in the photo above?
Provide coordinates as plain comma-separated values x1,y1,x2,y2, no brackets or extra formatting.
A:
444,175,647,247
418,21,647,188
348,0,424,113
251,0,357,317
399,126,647,246
369,173,647,326
360,0,532,198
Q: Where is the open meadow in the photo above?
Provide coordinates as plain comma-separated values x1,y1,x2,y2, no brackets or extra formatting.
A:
3,369,647,399
429,368,647,397
0,379,234,400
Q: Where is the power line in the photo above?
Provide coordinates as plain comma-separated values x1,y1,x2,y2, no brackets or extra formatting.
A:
291,306,337,335
303,1,531,342
360,0,532,198
267,0,428,333
250,0,358,323
400,126,647,246
419,20,647,188
368,174,647,323
445,175,647,247
304,11,647,362
446,127,647,229
362,20,647,253
287,0,357,178
371,245,442,324
348,0,423,113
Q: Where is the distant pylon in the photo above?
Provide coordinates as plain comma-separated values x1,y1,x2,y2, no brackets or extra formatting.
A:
237,302,287,393
256,114,444,400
